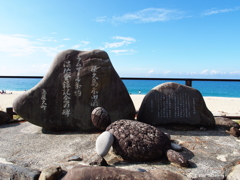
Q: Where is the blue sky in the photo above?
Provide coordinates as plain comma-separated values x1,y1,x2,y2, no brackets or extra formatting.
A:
0,0,239,78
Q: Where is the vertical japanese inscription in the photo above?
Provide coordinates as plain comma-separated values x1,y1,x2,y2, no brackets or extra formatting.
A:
40,89,47,110
74,57,82,97
91,65,99,107
155,93,196,119
192,98,196,114
62,60,71,117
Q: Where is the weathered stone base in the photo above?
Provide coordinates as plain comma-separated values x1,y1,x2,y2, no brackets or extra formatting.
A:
0,122,240,179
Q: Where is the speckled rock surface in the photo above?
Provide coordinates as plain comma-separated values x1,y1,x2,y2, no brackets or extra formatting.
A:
106,119,171,161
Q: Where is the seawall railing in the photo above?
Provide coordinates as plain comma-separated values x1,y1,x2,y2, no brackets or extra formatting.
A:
1,75,240,87
121,77,240,87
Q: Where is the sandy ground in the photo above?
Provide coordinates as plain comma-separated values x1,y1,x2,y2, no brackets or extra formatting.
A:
1,91,240,117
0,91,25,111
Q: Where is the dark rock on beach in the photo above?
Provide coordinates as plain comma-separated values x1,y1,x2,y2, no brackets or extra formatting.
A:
87,154,109,166
137,82,215,127
67,155,82,162
0,163,40,180
13,49,135,132
215,117,240,130
166,149,189,167
228,127,240,137
38,166,62,180
62,165,190,180
0,111,11,125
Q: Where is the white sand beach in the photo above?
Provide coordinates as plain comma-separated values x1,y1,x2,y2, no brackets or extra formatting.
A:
0,92,240,117
0,91,25,111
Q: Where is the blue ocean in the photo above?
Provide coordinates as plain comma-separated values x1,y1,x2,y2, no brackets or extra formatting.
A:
0,78,240,98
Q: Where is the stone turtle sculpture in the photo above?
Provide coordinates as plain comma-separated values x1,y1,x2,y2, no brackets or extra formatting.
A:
92,107,189,167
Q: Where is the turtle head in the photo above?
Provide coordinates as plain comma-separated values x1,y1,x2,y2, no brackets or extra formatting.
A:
91,107,111,130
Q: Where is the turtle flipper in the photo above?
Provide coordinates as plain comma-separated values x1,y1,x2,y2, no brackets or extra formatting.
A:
166,149,189,167
171,142,183,151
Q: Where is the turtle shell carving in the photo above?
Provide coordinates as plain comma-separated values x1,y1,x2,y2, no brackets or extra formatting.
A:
106,119,171,161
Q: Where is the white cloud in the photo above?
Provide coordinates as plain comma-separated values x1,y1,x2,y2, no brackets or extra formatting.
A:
36,37,58,42
186,71,197,75
0,34,64,57
105,42,125,48
72,45,81,49
103,36,137,55
3,63,51,76
95,16,107,22
201,69,219,75
104,36,136,49
38,45,65,57
110,49,137,55
63,38,70,41
201,69,209,74
163,71,171,74
199,69,228,75
11,34,32,38
129,69,240,78
202,7,240,16
148,69,154,74
58,45,65,48
71,41,90,49
114,36,136,42
81,41,90,45
112,8,184,23
30,63,51,74
229,71,240,75
111,49,127,53
0,34,36,56
210,70,218,74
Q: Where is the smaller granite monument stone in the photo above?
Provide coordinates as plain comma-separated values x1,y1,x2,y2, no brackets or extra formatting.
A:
137,82,215,127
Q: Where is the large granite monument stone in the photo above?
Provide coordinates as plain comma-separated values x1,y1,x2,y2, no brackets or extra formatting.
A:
13,49,135,132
